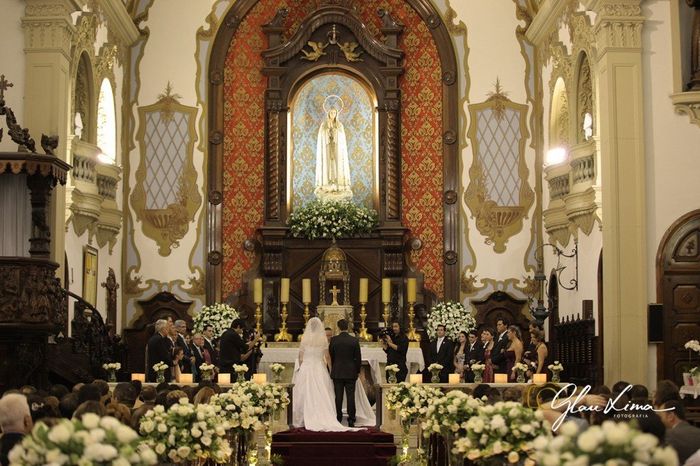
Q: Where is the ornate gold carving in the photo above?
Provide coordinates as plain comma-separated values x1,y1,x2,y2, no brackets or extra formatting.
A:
385,106,400,220
301,41,329,61
671,91,700,127
461,273,487,296
594,4,643,51
131,83,201,256
577,55,593,142
465,81,535,253
124,268,148,295
338,42,363,62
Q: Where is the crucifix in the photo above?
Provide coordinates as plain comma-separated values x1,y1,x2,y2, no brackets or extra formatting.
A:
0,75,14,100
329,285,340,306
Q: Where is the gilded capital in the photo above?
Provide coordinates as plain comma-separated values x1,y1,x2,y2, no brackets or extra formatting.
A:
593,1,644,52
22,0,81,58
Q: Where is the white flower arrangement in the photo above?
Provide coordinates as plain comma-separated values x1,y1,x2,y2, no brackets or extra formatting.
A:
421,390,483,438
470,363,485,371
10,413,157,466
103,362,121,371
288,199,378,239
453,401,550,464
426,301,476,341
691,366,700,377
233,364,248,374
428,363,444,372
547,361,563,372
139,398,231,464
513,362,529,373
532,420,678,466
192,302,239,339
686,340,700,353
270,363,284,375
199,363,216,373
386,364,400,373
385,382,443,425
211,381,291,432
152,361,168,372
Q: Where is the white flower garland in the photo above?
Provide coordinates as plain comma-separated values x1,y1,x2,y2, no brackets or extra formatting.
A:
426,301,476,341
211,381,290,432
192,302,239,339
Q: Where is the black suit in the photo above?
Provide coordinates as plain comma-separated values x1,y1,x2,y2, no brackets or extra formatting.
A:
146,333,172,382
491,331,509,372
204,337,219,366
329,332,361,424
384,331,409,382
190,343,206,382
176,334,193,373
219,328,248,374
0,432,23,466
464,341,485,382
428,337,454,382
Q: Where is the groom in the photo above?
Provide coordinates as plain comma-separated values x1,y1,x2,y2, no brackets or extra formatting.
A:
329,319,361,427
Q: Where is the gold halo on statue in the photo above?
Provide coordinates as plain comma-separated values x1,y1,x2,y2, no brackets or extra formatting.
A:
322,95,344,114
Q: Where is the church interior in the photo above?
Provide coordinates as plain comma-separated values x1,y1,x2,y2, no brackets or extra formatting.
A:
1,0,700,464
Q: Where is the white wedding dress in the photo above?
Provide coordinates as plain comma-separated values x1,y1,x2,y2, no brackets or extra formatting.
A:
292,318,375,431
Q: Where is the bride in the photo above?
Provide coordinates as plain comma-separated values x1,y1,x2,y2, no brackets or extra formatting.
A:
293,317,374,430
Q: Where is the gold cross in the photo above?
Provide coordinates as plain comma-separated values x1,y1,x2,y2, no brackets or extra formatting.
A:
0,75,13,100
329,285,340,305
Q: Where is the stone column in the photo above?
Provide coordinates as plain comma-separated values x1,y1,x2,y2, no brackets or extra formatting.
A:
594,0,648,385
22,0,79,276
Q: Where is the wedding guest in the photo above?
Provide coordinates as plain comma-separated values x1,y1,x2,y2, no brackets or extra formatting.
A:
659,400,700,464
531,329,548,374
428,324,454,382
629,384,650,404
654,380,680,406
165,390,188,409
465,330,484,382
202,325,219,366
325,327,333,342
130,386,156,431
453,331,468,381
491,318,510,373
73,400,106,418
174,320,194,374
190,334,213,382
219,319,257,376
0,394,33,466
172,347,185,382
105,402,131,425
481,327,495,383
193,386,216,405
147,319,173,383
506,325,524,382
383,321,409,383
524,321,543,363
112,382,137,408
77,384,101,404
58,393,79,418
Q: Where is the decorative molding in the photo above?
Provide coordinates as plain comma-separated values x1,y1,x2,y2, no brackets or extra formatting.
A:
593,1,644,53
525,0,575,46
99,0,140,46
671,91,700,127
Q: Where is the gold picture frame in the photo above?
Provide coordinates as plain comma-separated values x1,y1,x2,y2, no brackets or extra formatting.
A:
83,245,98,307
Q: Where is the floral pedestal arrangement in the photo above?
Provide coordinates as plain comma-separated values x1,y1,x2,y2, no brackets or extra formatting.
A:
199,363,215,383
234,364,248,382
428,363,443,383
153,361,168,384
471,363,485,384
386,364,400,384
513,362,528,384
548,361,563,383
103,362,121,382
270,363,284,383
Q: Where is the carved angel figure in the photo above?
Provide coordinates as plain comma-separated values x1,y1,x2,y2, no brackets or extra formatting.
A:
338,42,363,62
301,41,328,61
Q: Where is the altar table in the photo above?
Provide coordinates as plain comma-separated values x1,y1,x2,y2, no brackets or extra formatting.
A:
258,346,425,385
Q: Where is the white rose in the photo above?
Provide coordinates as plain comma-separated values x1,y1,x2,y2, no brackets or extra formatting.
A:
202,435,212,446
155,443,166,455
577,428,603,453
81,413,100,429
139,446,158,465
47,424,72,444
115,425,138,443
559,420,579,437
89,428,105,443
99,416,120,430
177,446,191,458
157,423,167,433
83,443,118,462
113,458,130,466
45,448,68,465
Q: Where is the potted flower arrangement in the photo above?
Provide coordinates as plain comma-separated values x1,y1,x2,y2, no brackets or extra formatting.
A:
471,362,485,383
192,302,239,340
233,364,248,383
547,360,564,383
199,363,216,382
287,199,378,239
691,366,700,386
512,362,529,383
386,364,400,384
270,363,285,383
139,399,231,464
152,361,168,384
426,301,476,341
428,363,443,383
9,413,157,466
532,420,678,466
103,362,121,382
454,401,550,465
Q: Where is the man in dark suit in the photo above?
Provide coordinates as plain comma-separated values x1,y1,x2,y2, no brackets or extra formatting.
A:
383,321,409,383
147,319,173,382
219,319,257,375
465,329,485,382
190,333,209,382
174,319,194,374
659,400,700,464
0,393,33,466
490,318,510,373
329,319,361,427
428,324,454,382
202,325,219,366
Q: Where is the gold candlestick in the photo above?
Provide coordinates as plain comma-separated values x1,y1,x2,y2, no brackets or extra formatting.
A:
357,302,370,341
254,303,262,334
382,302,390,328
274,303,291,342
406,302,421,341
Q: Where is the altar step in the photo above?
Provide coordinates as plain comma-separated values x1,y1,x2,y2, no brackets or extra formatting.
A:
271,428,396,466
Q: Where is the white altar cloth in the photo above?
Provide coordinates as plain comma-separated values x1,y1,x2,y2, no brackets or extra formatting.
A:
259,346,424,384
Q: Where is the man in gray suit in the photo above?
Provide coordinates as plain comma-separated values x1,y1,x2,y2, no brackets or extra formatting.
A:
659,400,700,464
329,319,361,427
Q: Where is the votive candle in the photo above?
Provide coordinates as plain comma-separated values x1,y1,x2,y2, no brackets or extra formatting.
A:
494,373,508,383
382,278,391,303
409,374,422,384
533,373,547,384
359,278,368,303
448,373,460,385
179,374,193,384
280,278,290,303
131,373,145,382
253,278,263,304
218,373,231,384
253,373,267,384
407,278,416,302
302,278,311,304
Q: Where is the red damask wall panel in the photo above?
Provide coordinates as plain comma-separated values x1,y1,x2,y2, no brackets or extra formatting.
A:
221,0,444,297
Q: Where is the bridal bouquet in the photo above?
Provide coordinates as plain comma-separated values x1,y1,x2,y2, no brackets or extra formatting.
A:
532,420,678,466
453,401,550,465
426,301,476,340
10,413,157,466
422,390,483,437
385,382,443,425
192,302,239,339
139,399,231,464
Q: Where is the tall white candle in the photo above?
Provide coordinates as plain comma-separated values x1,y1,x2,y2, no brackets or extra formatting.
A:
382,278,391,303
407,278,416,302
359,278,368,303
302,278,311,304
280,278,290,303
253,278,263,304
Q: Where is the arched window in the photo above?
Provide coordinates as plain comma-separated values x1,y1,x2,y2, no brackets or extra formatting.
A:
96,78,116,163
576,53,593,142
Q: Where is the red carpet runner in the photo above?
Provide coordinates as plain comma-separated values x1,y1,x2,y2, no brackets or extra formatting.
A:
271,428,396,466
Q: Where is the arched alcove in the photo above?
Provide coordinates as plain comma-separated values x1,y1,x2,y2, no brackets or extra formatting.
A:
549,77,570,148
575,52,593,143
96,78,117,164
74,52,95,142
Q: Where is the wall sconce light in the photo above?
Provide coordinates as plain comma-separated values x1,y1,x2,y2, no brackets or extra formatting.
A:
529,239,578,326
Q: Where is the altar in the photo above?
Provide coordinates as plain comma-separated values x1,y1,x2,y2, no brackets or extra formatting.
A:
258,343,425,385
